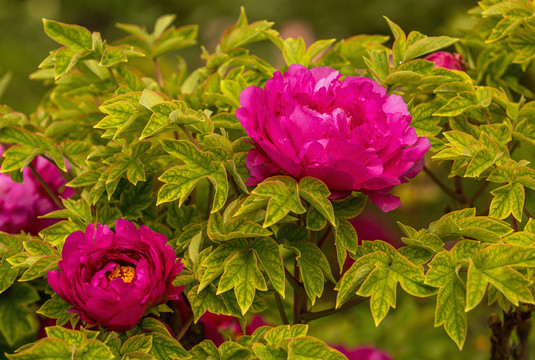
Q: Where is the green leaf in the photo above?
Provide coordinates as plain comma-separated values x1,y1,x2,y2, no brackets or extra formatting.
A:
188,285,228,322
96,101,136,129
306,206,327,231
219,341,251,360
217,250,267,315
336,254,377,308
67,169,102,187
425,250,467,349
19,255,59,282
45,326,86,347
37,294,71,325
285,241,334,305
433,91,480,117
139,89,165,109
220,8,274,51
199,239,249,292
252,176,306,227
39,220,83,246
334,219,359,268
153,25,198,57
42,19,92,51
466,244,535,311
402,36,458,62
464,148,495,177
298,177,335,226
149,332,190,360
0,284,39,346
252,237,285,297
77,340,115,360
252,343,287,360
121,334,152,354
54,47,84,79
282,37,306,65
189,340,219,360
0,259,18,293
489,183,524,221
264,324,308,345
207,213,271,242
141,101,178,139
287,337,347,360
332,195,367,220
158,140,228,212
356,251,435,325
6,338,71,359
0,145,39,173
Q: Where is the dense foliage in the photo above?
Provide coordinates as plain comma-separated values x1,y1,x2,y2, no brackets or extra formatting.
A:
0,0,534,358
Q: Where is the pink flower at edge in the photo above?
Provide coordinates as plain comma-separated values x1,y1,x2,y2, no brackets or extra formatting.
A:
47,219,184,332
334,345,392,360
424,51,467,71
0,145,74,234
236,64,430,212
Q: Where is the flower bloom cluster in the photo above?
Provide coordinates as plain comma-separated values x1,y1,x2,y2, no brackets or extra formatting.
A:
236,64,430,212
0,145,73,234
47,219,183,331
424,51,467,71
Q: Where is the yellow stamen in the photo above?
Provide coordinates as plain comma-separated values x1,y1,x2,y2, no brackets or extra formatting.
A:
107,264,135,283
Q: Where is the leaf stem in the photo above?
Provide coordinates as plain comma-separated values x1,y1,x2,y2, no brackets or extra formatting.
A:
274,293,289,325
153,58,165,89
293,259,300,324
205,184,214,220
423,166,458,200
41,154,72,182
107,68,119,88
482,108,491,125
285,267,305,295
524,207,532,219
175,313,193,341
453,176,467,205
468,180,489,205
28,164,64,209
179,125,202,150
299,296,368,323
511,216,518,232
317,227,332,249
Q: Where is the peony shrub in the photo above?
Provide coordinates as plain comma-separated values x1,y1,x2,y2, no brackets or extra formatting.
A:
0,2,534,359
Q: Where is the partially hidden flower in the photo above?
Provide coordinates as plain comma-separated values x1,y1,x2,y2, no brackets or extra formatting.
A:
0,145,74,234
199,312,267,346
236,64,430,212
47,219,183,331
424,51,466,71
334,345,392,360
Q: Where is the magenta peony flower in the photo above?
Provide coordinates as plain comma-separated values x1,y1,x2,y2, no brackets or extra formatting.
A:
0,145,74,234
424,51,466,71
47,219,183,331
236,64,430,211
334,345,392,360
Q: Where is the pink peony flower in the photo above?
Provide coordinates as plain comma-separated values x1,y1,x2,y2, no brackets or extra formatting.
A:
424,51,466,71
47,219,183,331
334,345,392,360
0,145,74,234
236,64,430,212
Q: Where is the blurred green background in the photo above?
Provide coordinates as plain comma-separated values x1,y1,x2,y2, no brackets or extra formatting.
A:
0,0,473,113
1,1,509,359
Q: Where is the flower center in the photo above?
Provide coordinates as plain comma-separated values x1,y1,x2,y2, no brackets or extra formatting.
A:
107,264,135,283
